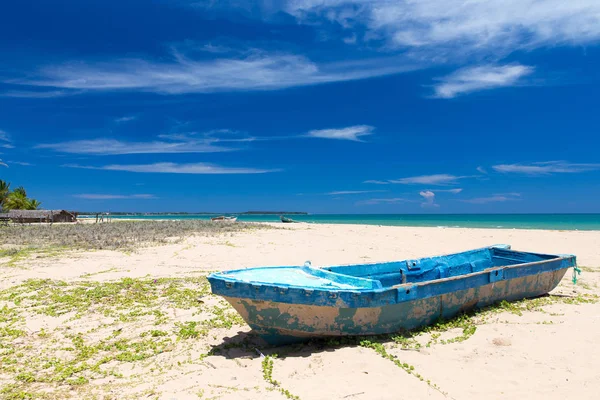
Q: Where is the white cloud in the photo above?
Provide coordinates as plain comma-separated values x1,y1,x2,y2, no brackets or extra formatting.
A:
74,194,156,200
363,180,389,185
36,137,233,155
0,130,14,148
434,188,462,194
64,162,279,174
8,51,416,95
357,197,412,205
0,90,76,98
477,166,487,174
327,190,385,195
282,1,600,56
7,161,33,166
432,64,533,98
390,174,465,185
461,193,520,204
115,116,137,123
495,192,521,197
492,161,600,175
306,125,375,141
419,190,439,208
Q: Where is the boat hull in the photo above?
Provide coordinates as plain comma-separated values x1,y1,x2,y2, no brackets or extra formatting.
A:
224,267,568,345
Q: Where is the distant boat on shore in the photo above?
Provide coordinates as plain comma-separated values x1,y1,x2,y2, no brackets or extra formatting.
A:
280,216,297,223
210,216,237,222
208,244,577,345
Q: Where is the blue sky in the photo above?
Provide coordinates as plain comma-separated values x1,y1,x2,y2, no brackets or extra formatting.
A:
1,0,599,213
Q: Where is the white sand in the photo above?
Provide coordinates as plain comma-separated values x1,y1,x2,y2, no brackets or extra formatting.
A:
1,223,599,399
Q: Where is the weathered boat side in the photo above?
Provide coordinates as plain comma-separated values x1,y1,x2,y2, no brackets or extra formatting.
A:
207,245,577,345
224,267,567,344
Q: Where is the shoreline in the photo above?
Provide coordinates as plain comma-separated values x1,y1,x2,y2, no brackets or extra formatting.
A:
75,217,600,232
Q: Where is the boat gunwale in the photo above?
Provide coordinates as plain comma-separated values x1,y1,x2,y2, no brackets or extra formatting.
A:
211,254,573,293
208,245,574,293
207,246,576,308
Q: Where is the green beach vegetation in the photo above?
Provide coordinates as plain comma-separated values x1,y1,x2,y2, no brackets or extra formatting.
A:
0,220,271,253
0,180,42,212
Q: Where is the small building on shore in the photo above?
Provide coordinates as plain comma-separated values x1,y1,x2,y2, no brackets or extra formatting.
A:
8,210,78,223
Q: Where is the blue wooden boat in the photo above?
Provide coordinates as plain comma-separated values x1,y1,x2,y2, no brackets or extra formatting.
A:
207,245,576,345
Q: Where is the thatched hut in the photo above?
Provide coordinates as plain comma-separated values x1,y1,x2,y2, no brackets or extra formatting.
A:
8,210,77,223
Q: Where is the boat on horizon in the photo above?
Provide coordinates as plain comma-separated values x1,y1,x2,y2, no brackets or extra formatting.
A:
207,245,577,345
210,216,237,222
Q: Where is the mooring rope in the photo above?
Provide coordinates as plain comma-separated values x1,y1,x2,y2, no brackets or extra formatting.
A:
572,266,582,284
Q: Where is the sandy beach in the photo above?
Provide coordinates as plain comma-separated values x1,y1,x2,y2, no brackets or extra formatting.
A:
1,222,599,399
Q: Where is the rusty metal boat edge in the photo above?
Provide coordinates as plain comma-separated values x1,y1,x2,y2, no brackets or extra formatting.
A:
207,245,577,345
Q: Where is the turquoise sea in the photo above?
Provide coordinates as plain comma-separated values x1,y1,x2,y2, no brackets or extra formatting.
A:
79,214,600,231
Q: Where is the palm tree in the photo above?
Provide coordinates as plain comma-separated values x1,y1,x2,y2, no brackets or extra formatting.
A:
13,186,27,197
0,179,9,211
27,199,42,210
4,189,29,210
3,185,42,210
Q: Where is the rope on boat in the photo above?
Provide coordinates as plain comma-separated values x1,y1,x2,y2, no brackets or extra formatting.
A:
572,266,582,284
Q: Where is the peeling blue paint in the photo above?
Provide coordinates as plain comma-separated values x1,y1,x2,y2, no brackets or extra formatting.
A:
208,245,576,345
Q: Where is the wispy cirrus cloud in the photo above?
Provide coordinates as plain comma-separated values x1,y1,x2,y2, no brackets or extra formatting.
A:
6,161,34,166
37,138,230,155
461,193,521,204
115,116,137,124
326,190,386,195
357,197,412,205
0,90,77,98
492,161,600,175
390,174,468,186
306,125,375,141
6,50,417,95
363,180,389,185
64,162,279,174
74,194,156,200
0,130,14,149
432,64,534,98
477,166,487,174
35,130,245,155
433,188,463,194
365,174,471,186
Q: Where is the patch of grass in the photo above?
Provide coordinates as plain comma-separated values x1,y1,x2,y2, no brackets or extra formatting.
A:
0,276,211,321
579,266,597,273
0,305,25,339
0,384,47,399
80,268,120,278
0,246,68,267
175,321,205,339
359,339,445,394
261,355,300,400
0,276,232,397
